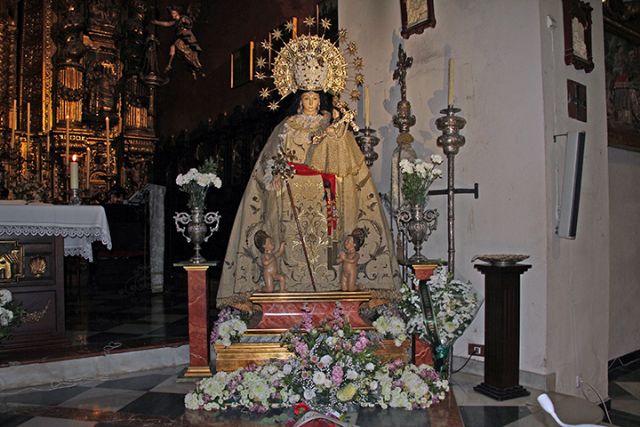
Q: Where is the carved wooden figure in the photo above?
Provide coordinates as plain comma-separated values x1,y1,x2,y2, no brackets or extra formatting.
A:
338,228,365,292
254,230,286,293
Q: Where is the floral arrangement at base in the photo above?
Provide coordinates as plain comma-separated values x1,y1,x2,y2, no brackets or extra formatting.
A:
0,288,26,341
399,155,443,206
175,158,222,210
187,304,448,415
210,307,248,347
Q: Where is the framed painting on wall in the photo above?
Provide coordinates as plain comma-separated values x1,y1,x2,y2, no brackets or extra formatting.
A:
562,0,594,72
400,0,435,39
604,3,640,152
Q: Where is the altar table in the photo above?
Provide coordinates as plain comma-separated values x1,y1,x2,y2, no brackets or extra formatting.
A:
0,204,111,355
0,204,112,261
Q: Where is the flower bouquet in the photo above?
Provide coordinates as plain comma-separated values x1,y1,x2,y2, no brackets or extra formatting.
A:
210,307,248,348
0,288,26,341
186,304,449,415
175,158,222,210
399,154,443,206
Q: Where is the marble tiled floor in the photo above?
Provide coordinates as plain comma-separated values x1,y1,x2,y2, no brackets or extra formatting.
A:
2,359,639,426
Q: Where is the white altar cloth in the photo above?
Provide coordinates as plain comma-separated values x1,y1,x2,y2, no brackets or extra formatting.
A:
0,205,112,261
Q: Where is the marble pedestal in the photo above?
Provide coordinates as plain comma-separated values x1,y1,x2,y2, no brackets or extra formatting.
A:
174,261,217,380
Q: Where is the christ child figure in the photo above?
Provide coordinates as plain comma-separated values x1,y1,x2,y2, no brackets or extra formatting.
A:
254,230,286,292
338,228,366,292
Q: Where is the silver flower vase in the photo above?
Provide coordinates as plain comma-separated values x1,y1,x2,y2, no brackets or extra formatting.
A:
174,207,221,263
397,203,439,263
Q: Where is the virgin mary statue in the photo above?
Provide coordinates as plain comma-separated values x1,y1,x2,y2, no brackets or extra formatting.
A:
217,32,400,310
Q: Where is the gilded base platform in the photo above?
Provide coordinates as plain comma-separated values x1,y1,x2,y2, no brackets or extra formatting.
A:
214,339,410,372
176,365,213,382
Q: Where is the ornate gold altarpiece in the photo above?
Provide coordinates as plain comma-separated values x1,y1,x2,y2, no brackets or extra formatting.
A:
0,0,160,203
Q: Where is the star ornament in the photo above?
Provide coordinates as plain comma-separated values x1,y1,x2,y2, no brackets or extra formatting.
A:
338,29,348,42
353,57,363,69
355,73,365,85
303,16,316,28
347,41,358,55
256,57,267,69
350,89,360,101
321,18,331,30
261,40,272,51
268,101,280,111
259,87,271,99
284,20,294,33
272,29,283,40
254,71,267,80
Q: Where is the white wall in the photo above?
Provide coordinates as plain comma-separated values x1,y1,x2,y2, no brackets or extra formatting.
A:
539,0,609,396
609,147,640,360
341,0,611,396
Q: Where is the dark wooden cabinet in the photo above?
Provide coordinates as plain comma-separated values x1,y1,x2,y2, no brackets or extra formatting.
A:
0,235,67,355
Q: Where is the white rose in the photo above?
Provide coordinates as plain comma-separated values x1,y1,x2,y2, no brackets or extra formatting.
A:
313,371,327,386
0,289,12,305
303,388,316,400
320,355,333,367
430,154,443,165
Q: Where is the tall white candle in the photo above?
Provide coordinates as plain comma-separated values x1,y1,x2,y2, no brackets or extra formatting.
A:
86,147,91,189
447,58,455,106
70,154,79,189
364,85,370,128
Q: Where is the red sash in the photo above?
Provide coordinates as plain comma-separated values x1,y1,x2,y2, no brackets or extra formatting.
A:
289,162,337,235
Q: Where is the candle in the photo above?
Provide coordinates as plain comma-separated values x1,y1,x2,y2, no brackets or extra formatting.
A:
86,147,91,189
10,100,16,149
447,58,455,106
105,116,111,167
70,154,79,189
65,115,70,166
364,85,370,128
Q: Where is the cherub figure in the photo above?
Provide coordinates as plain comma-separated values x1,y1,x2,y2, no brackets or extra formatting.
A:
151,4,204,79
338,228,366,292
254,230,286,293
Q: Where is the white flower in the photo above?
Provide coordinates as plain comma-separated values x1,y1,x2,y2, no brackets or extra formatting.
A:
337,329,344,338
0,307,13,326
196,173,209,187
430,154,443,164
346,369,358,380
303,388,316,400
369,380,379,390
184,391,204,410
365,362,375,372
325,336,336,347
282,364,292,375
432,168,443,178
399,159,414,174
175,174,185,186
319,355,333,367
213,177,222,189
0,289,12,306
313,371,327,386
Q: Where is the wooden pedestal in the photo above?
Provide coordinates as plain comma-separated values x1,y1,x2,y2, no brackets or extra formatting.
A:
175,261,217,380
473,264,531,400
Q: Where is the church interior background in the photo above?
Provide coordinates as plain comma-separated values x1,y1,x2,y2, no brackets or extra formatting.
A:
0,0,639,426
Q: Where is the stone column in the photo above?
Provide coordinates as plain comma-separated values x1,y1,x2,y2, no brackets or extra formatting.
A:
148,184,165,293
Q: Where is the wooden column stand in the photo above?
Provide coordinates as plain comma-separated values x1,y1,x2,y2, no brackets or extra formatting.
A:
411,262,440,367
174,261,217,380
473,263,531,400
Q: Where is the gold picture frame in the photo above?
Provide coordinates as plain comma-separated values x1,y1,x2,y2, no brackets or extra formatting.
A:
400,0,436,39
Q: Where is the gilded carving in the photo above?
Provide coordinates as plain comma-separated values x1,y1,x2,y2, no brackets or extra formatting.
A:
0,241,24,282
29,256,47,277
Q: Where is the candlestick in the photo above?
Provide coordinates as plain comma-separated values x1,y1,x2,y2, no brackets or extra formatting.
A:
26,102,31,162
106,116,111,167
86,147,91,189
364,86,370,128
70,154,79,189
447,58,455,106
65,115,70,167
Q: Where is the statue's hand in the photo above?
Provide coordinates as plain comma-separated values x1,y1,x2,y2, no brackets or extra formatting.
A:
272,176,282,191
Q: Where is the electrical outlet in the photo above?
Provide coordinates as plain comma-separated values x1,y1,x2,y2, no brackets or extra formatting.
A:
468,343,485,357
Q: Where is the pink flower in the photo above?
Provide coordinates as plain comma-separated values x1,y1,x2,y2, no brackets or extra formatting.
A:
331,365,344,386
